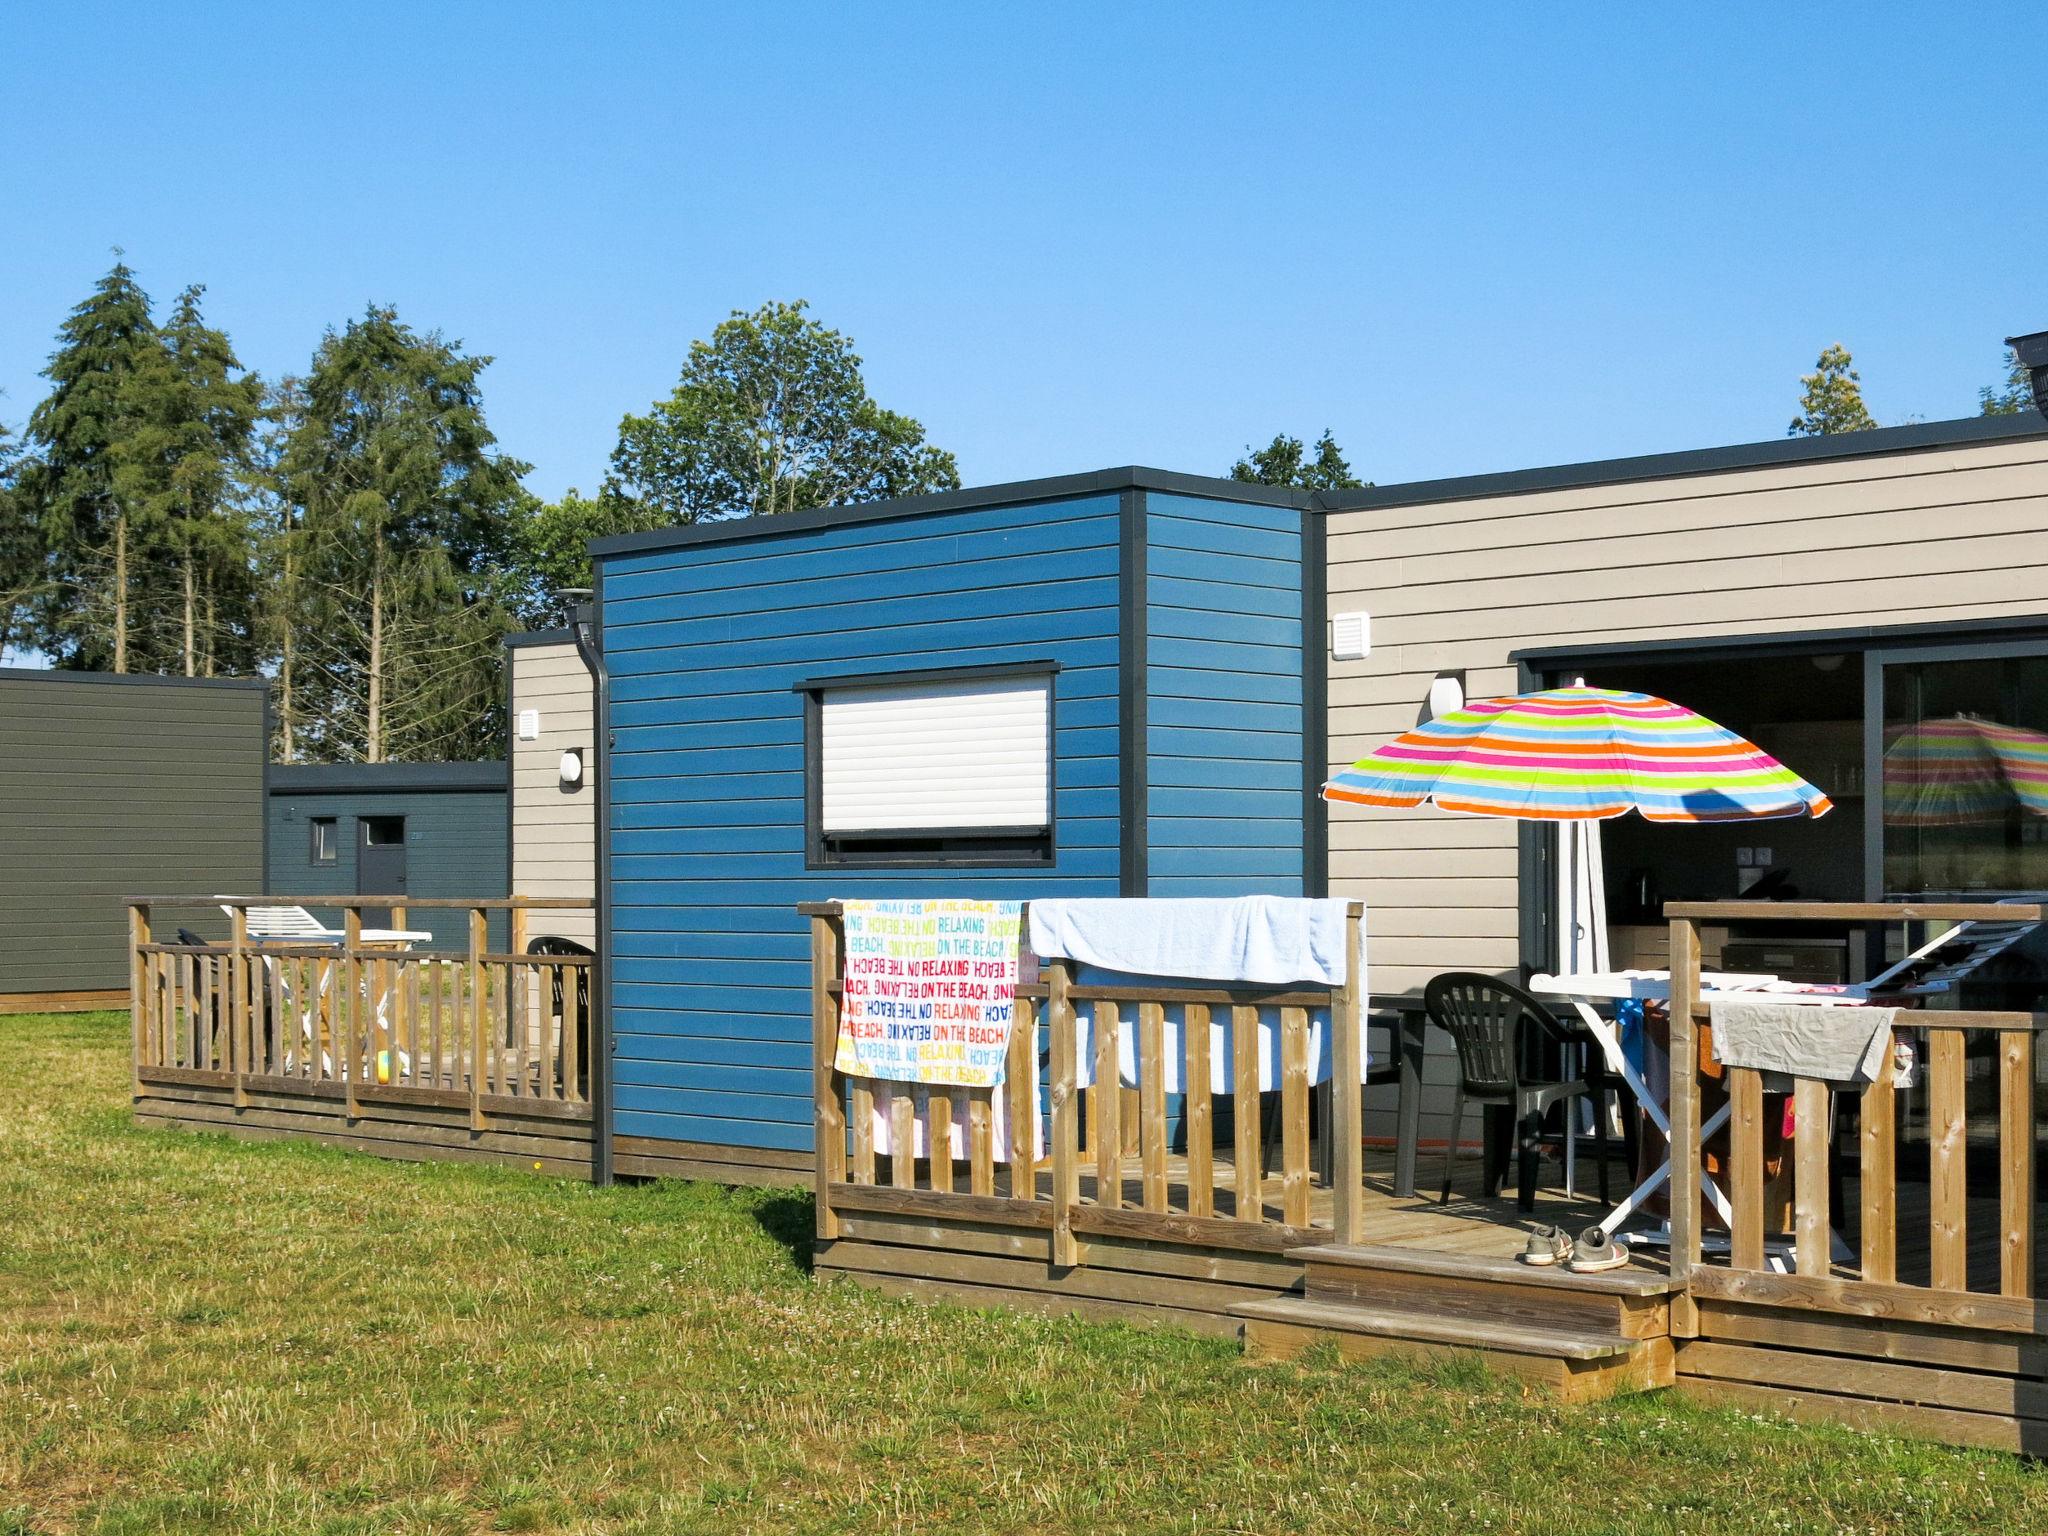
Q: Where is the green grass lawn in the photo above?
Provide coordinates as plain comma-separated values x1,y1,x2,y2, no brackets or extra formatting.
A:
3,1010,2044,1535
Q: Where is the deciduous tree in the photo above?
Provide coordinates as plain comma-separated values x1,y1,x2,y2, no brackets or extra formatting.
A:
609,300,959,523
1980,348,2034,416
1229,429,1365,490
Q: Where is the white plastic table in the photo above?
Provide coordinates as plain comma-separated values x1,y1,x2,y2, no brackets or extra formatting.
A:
1530,968,1869,1246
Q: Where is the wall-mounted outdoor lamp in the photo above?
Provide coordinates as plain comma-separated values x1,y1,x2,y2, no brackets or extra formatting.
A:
2007,331,2048,418
560,747,586,792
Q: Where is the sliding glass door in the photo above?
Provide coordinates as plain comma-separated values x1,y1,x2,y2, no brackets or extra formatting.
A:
1869,640,2048,899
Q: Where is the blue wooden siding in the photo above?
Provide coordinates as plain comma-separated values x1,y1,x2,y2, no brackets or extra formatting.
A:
1144,492,1306,897
602,496,1127,1153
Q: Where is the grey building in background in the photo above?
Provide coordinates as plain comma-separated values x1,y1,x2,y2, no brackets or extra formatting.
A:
265,760,509,944
0,668,267,1010
507,630,597,947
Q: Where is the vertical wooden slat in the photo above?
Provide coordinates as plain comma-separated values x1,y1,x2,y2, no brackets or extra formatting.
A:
1793,1078,1831,1278
930,1092,955,1194
851,1074,876,1186
267,947,285,1077
1860,1033,1897,1284
1667,917,1702,1330
1930,1027,1968,1292
406,953,423,1088
1232,1005,1262,1223
562,959,582,1100
1048,958,1079,1266
344,908,364,1118
1184,1002,1213,1219
428,956,444,1090
129,904,151,1084
1281,1005,1310,1228
467,907,488,1131
889,1090,917,1190
1093,1001,1123,1210
2000,1029,2035,1299
1730,1066,1765,1272
1007,997,1036,1193
1138,1002,1167,1213
968,1090,994,1197
1330,907,1365,1244
229,906,250,1108
810,913,844,1240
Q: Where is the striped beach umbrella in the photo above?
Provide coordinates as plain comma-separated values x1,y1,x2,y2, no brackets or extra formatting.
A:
1323,686,1833,823
1883,716,2048,826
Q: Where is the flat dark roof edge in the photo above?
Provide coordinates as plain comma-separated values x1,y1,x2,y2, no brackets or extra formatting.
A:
0,665,270,692
506,628,575,649
590,466,1310,560
1513,610,2048,665
1319,412,2048,513
269,761,508,795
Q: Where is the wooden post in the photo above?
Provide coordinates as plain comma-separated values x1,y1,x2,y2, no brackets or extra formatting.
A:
1667,914,1702,1334
811,912,845,1241
230,904,250,1109
128,903,151,1092
343,906,363,1119
1330,906,1365,1245
1138,1002,1167,1213
1729,1067,1764,1272
468,906,489,1132
1005,997,1035,1194
509,902,528,1095
1048,957,1079,1267
1233,1005,1262,1223
2000,1028,2036,1300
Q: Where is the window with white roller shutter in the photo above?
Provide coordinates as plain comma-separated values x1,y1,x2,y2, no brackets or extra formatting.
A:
801,667,1056,866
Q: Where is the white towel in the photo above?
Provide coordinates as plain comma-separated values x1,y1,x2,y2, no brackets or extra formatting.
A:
1710,1000,1896,1085
1028,897,1354,987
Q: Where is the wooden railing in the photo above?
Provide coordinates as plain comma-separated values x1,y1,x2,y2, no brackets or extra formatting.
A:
808,901,1366,1265
1667,902,2047,1333
128,896,595,1129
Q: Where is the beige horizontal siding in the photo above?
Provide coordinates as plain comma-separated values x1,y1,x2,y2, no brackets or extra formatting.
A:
510,643,596,946
1327,432,2048,1002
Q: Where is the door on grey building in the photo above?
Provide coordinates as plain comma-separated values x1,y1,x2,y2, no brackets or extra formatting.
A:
358,816,408,926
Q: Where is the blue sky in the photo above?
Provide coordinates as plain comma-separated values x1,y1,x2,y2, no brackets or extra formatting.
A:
4,5,2043,501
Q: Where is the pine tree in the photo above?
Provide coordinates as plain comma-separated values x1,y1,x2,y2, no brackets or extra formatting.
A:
0,414,39,662
1788,344,1877,436
122,286,264,675
276,306,529,762
20,261,164,670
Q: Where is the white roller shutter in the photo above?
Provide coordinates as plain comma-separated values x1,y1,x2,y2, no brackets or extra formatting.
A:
819,675,1050,832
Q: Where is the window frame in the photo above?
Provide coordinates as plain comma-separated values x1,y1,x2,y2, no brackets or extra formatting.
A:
795,661,1061,870
309,816,338,865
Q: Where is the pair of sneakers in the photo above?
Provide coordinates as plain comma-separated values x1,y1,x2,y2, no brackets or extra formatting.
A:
1520,1223,1630,1273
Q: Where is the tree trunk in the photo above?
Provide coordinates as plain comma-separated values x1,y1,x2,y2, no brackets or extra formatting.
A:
367,545,384,764
112,510,128,674
182,555,197,677
277,542,295,761
202,584,216,678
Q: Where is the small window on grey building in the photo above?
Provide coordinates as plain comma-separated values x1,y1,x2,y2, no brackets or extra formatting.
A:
363,816,406,846
310,817,338,864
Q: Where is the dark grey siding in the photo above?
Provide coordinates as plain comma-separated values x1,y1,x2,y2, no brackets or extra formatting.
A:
266,763,509,945
0,669,267,996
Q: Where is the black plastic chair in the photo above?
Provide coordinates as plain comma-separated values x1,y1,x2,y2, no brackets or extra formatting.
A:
527,936,594,1093
1424,971,1609,1214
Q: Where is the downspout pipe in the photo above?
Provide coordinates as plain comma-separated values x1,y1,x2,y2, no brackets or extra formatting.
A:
566,589,614,1186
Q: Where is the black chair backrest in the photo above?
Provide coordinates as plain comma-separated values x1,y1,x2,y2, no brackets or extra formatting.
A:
526,935,593,1015
1423,972,1562,1096
176,927,210,949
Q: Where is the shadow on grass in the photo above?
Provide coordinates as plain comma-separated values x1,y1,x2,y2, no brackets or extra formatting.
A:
750,1189,817,1273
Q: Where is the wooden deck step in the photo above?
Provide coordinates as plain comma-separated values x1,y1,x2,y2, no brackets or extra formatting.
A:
1233,1296,1638,1360
1235,1293,1676,1403
1291,1242,1676,1341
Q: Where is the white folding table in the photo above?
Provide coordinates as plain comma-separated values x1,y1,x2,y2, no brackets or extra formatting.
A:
1530,968,1869,1249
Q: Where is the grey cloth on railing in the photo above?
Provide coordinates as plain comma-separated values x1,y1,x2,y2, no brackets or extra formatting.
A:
1709,1000,1897,1085
1028,896,1353,986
